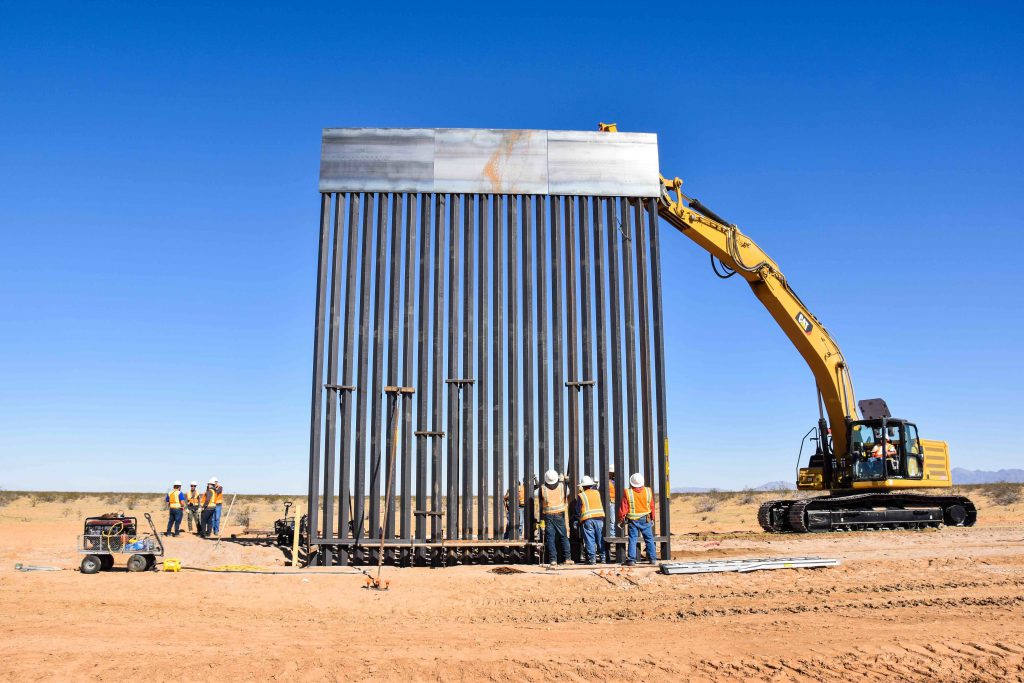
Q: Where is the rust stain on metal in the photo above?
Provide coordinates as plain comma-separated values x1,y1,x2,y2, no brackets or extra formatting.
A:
483,130,527,193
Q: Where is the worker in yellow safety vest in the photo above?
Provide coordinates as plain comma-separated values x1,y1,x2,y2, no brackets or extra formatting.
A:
575,475,606,564
617,473,658,566
207,476,225,535
539,469,572,565
185,481,202,534
165,481,185,536
502,481,525,540
200,479,221,538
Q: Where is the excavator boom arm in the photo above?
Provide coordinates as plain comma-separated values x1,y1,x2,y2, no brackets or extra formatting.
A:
657,175,858,462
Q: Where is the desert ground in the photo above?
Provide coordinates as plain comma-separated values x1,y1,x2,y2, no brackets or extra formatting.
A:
2,485,1023,681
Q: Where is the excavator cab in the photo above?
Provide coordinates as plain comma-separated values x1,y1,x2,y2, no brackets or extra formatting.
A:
848,419,924,482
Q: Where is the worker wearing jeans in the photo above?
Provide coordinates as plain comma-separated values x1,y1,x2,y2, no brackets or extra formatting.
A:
165,482,186,536
539,469,572,565
575,475,606,564
200,505,216,538
208,477,224,534
618,473,658,566
202,479,222,538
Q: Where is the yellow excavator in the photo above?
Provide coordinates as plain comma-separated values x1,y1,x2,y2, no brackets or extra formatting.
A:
600,124,977,532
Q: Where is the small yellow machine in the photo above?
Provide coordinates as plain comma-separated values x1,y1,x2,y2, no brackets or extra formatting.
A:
600,124,977,533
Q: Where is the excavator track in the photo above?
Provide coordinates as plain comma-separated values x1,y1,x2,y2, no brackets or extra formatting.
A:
777,492,977,533
757,500,792,532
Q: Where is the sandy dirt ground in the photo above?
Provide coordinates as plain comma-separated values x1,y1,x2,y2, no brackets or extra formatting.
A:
2,488,1023,681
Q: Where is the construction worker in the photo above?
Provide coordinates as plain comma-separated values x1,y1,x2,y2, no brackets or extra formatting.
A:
200,480,218,538
209,476,224,535
539,469,572,565
865,428,896,478
165,481,185,536
617,473,658,566
503,480,525,539
185,481,202,534
575,475,605,564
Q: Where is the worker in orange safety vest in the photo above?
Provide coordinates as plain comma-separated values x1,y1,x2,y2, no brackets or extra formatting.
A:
617,473,658,566
200,479,221,538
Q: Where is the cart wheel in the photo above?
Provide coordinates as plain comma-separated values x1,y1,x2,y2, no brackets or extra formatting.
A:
144,554,157,571
100,555,115,571
81,555,102,575
126,554,148,572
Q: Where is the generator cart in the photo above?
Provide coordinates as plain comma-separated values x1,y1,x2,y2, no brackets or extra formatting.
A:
77,512,164,574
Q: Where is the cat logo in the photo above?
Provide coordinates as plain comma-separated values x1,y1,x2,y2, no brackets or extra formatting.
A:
796,311,813,334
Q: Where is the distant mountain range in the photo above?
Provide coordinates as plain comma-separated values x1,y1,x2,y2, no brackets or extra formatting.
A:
671,469,1024,493
952,468,1024,484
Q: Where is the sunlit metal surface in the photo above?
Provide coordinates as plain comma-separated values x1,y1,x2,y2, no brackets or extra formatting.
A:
319,128,660,196
306,192,671,566
434,128,548,195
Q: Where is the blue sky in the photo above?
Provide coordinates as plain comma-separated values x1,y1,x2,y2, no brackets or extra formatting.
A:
1,2,1021,492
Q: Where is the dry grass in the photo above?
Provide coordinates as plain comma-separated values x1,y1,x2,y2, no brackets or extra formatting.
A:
737,489,758,505
980,483,1022,507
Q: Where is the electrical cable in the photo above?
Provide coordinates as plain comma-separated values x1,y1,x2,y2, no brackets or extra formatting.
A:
177,565,361,575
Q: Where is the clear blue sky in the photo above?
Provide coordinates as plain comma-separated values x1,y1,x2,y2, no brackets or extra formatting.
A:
1,2,1021,493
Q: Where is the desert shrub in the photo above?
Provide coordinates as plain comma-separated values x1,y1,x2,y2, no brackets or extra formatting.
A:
738,489,757,505
105,494,122,505
34,492,57,504
703,488,738,503
124,497,137,510
236,505,255,528
695,496,718,513
984,483,1022,507
0,490,16,508
62,507,73,518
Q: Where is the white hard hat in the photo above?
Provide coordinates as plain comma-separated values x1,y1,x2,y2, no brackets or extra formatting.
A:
629,473,644,488
544,469,559,485
608,463,615,473
190,481,198,486
173,480,181,486
211,476,219,483
580,475,596,488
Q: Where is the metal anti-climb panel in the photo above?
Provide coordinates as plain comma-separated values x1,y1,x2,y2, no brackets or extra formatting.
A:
318,127,661,197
